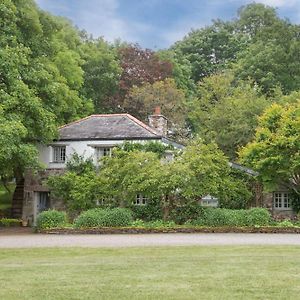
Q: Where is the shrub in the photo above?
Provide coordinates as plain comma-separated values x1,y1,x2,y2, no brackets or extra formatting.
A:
277,220,295,228
144,220,176,228
36,210,67,229
74,208,133,228
0,218,21,227
190,208,271,227
103,208,133,227
169,202,204,224
246,208,271,226
130,219,145,227
131,199,162,221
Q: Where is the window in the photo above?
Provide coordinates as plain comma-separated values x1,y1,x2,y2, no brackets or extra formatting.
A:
134,194,147,206
273,192,291,210
201,195,219,207
37,192,50,213
96,147,112,162
53,146,66,163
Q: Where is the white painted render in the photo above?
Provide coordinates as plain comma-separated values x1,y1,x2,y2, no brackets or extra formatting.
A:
38,139,162,169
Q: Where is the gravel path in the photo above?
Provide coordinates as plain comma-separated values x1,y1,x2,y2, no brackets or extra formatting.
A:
0,233,300,248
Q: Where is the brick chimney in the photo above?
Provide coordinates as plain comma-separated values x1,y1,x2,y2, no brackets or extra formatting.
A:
148,106,168,136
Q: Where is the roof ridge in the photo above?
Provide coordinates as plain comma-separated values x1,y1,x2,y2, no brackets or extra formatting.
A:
59,115,93,129
59,114,128,129
59,114,161,137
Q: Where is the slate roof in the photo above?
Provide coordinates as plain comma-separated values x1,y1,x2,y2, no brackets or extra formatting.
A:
58,114,161,141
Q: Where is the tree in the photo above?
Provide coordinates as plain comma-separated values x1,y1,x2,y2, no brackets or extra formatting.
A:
233,3,300,95
157,49,196,96
11,1,93,124
123,79,187,138
239,101,300,197
47,155,98,213
97,149,162,207
111,44,173,110
80,38,121,113
188,73,271,159
0,1,94,215
171,19,247,82
0,1,57,178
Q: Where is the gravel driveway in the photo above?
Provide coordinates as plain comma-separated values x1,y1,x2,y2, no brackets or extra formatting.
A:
0,232,300,248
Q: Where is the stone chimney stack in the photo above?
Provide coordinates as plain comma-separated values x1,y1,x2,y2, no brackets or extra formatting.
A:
148,106,168,136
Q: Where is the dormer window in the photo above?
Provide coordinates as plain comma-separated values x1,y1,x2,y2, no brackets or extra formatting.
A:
52,146,66,163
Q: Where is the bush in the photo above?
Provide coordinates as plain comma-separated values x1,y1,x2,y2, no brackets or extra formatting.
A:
0,218,21,227
36,210,67,229
169,202,204,224
246,208,271,226
131,199,162,221
190,208,271,227
74,208,133,228
144,220,176,228
277,220,295,228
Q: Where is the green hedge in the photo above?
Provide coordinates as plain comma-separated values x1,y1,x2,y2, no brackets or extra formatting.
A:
0,218,21,227
74,208,133,228
189,208,271,227
36,210,67,229
131,199,162,221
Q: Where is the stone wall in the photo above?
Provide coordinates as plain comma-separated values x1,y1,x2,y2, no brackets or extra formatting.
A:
23,169,66,225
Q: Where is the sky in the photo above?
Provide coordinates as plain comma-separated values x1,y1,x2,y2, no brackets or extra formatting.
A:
35,0,300,49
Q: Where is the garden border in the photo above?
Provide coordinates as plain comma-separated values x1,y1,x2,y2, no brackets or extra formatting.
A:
38,226,300,234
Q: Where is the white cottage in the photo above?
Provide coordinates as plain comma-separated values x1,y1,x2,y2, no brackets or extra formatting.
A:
19,109,183,224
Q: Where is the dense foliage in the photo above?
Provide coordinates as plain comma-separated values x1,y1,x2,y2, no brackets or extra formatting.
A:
36,210,67,229
74,208,133,228
48,140,252,217
239,101,300,197
189,208,271,227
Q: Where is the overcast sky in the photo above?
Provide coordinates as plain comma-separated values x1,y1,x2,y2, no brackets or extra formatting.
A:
35,0,300,49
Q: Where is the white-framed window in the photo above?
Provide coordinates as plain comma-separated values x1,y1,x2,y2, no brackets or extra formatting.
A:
134,194,147,206
201,195,219,207
96,147,112,161
52,146,66,163
273,192,291,210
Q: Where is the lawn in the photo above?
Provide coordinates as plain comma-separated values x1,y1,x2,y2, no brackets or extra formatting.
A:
0,246,299,299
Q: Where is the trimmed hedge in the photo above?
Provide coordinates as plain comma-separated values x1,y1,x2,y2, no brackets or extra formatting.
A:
0,218,21,227
74,208,133,228
36,210,67,229
189,208,271,227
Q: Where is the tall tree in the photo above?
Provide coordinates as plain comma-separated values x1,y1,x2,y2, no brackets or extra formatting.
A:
80,38,121,113
171,20,247,82
188,73,271,159
239,101,300,196
0,0,94,215
111,44,173,111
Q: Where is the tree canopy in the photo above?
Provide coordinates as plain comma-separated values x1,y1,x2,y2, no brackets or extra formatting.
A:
239,101,300,195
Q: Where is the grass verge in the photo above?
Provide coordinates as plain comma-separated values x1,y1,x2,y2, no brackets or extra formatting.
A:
0,246,299,299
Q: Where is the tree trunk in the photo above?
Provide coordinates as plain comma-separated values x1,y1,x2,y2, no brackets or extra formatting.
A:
11,176,24,218
162,195,170,221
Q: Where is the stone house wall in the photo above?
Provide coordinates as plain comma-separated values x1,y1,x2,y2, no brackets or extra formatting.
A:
23,168,66,225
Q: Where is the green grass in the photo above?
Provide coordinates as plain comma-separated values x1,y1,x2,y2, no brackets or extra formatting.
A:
0,183,15,210
0,246,299,299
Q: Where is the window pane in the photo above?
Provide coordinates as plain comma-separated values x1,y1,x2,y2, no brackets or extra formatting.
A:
53,146,66,162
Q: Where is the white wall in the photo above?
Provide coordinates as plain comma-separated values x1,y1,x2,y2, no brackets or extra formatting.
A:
38,139,160,169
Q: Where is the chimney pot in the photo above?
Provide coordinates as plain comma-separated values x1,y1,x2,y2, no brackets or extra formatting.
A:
154,106,161,115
